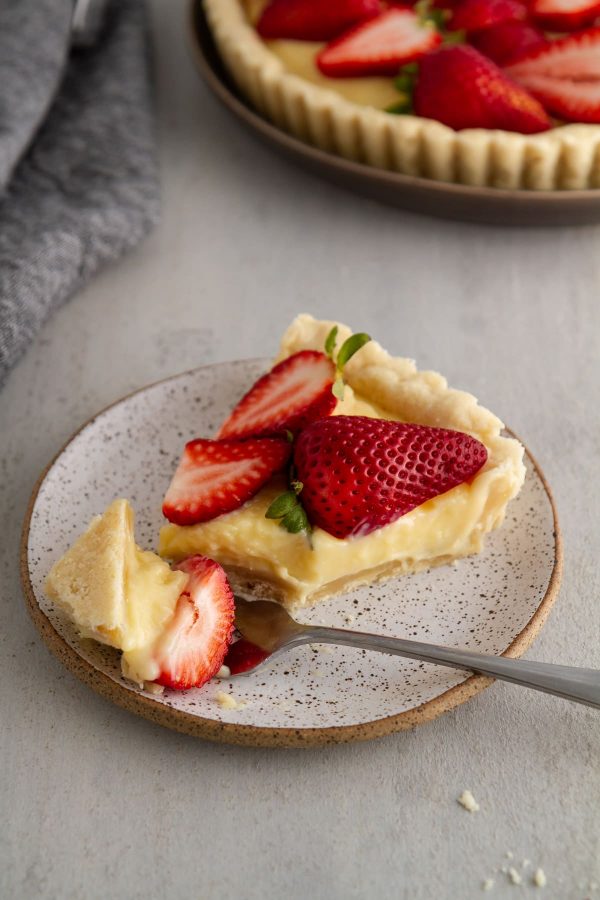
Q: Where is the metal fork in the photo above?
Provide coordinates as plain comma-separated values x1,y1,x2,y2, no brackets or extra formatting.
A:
231,598,600,709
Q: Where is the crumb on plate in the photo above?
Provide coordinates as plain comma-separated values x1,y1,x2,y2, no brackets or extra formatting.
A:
215,690,247,710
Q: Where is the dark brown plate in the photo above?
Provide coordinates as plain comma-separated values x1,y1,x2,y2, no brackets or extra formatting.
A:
189,0,600,226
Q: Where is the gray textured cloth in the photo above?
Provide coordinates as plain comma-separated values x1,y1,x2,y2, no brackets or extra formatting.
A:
0,0,159,387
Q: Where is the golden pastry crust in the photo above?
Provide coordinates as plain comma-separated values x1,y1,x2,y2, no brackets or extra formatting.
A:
204,0,600,190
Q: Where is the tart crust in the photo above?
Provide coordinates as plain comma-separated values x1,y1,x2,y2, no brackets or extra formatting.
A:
159,315,526,608
204,0,600,190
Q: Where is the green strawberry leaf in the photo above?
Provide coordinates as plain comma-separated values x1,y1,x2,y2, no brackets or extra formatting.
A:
281,506,310,534
394,73,414,94
336,333,371,369
324,325,338,359
386,98,413,115
443,27,465,44
265,478,312,542
265,491,299,519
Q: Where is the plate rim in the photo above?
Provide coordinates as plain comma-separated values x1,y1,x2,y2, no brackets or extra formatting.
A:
20,359,563,748
187,0,600,210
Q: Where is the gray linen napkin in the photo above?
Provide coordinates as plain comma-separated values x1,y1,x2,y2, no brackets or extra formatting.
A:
0,0,159,388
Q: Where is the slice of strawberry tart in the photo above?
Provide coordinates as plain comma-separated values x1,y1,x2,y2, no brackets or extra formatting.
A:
159,315,525,608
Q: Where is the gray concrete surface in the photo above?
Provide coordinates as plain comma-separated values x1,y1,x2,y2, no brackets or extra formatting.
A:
1,2,599,898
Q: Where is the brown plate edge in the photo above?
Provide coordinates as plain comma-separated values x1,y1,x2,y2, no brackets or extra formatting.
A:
20,362,563,749
187,0,600,225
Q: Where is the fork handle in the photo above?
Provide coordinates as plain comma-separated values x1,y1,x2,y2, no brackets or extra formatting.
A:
304,626,600,709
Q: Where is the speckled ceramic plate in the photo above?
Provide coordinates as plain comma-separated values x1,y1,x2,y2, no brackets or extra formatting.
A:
21,359,561,747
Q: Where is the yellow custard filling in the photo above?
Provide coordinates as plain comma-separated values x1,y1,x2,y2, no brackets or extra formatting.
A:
46,499,187,652
159,315,525,608
243,0,400,109
265,40,400,109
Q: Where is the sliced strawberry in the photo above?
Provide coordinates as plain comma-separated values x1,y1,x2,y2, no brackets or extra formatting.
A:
505,29,600,122
317,8,442,78
294,416,488,539
502,73,600,121
217,351,336,441
163,438,290,526
257,0,382,41
449,0,527,32
413,45,551,132
223,638,271,675
529,0,600,31
152,556,235,690
470,20,547,66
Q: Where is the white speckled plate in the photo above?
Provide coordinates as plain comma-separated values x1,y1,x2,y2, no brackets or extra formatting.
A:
21,360,562,747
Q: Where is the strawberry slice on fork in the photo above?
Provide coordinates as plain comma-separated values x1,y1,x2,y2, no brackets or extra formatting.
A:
153,555,235,690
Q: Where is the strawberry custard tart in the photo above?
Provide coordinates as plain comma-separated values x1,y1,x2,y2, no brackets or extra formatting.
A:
45,314,525,691
159,315,525,607
204,0,600,188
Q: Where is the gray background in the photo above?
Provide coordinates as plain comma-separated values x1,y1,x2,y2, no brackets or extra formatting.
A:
1,2,599,898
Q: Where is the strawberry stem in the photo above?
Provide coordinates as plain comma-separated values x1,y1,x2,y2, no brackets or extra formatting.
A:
265,470,312,543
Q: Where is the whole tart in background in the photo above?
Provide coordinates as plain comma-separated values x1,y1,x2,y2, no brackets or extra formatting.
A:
203,0,600,189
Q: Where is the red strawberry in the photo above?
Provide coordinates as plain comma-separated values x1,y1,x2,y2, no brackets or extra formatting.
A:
153,556,235,690
293,416,488,539
257,0,382,40
470,20,547,66
317,8,442,78
217,351,336,441
505,29,600,122
163,438,290,526
529,0,600,31
449,0,526,32
223,638,270,675
413,45,551,132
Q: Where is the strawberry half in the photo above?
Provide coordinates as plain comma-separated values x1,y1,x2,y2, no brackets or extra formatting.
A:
529,0,600,31
470,21,547,66
505,29,600,122
294,416,488,539
317,8,442,78
257,0,382,41
217,350,336,441
153,556,235,690
163,437,290,526
449,0,527,32
413,45,551,133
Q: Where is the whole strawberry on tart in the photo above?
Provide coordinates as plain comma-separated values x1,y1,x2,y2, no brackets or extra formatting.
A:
204,0,600,188
159,315,525,608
